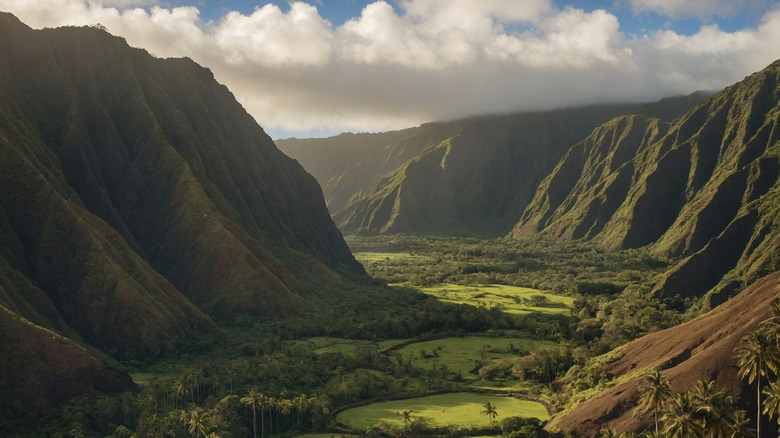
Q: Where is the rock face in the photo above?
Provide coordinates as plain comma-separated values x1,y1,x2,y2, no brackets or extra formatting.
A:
549,270,780,437
513,60,780,300
277,94,710,236
0,12,363,410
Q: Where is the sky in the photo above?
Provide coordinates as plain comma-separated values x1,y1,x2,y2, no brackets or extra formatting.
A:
1,1,780,139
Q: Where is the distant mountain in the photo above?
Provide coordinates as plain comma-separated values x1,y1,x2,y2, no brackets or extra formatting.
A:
278,93,711,236
513,59,780,302
0,12,363,410
277,122,471,214
549,269,780,436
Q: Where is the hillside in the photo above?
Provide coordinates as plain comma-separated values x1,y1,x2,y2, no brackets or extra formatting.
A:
278,93,710,236
0,12,363,411
549,269,780,436
513,60,780,302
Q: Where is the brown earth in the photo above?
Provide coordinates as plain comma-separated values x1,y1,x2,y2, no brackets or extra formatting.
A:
549,270,780,436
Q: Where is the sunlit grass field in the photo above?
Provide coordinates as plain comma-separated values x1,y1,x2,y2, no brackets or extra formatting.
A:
336,392,548,430
130,372,172,387
416,283,574,315
354,251,434,264
392,335,557,376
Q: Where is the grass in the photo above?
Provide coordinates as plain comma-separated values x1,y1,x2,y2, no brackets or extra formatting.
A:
393,335,557,377
130,372,171,387
415,283,574,316
354,251,434,264
336,392,549,430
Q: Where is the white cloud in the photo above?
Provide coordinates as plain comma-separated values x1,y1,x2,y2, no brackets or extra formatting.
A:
214,3,333,66
1,0,780,137
90,0,158,8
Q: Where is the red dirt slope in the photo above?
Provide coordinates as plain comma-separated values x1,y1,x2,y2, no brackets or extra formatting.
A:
549,271,780,436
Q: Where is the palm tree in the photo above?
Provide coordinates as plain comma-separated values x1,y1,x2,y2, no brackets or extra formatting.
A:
398,410,413,431
183,406,210,438
761,379,780,425
735,329,780,438
760,301,780,342
240,388,264,438
729,409,756,438
481,401,498,428
279,398,293,431
293,394,309,430
663,392,704,438
692,378,732,438
599,426,618,437
638,368,673,435
174,378,189,408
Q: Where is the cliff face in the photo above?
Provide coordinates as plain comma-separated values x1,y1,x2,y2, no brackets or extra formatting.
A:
0,12,363,410
513,60,780,300
278,95,710,237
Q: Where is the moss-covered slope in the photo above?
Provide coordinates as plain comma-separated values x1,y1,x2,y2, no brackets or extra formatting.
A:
281,94,709,237
0,304,135,413
513,60,780,299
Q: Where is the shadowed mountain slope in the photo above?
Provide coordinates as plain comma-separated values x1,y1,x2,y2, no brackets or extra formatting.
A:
0,12,364,409
513,60,780,301
278,94,710,237
549,270,780,437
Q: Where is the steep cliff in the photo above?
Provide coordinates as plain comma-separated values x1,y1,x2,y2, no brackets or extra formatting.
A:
513,60,780,300
0,12,364,410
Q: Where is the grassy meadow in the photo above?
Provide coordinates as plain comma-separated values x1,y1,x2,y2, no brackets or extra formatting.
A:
336,392,549,430
392,335,557,376
415,283,574,315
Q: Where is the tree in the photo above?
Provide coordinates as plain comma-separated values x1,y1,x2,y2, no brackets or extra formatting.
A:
481,401,498,428
729,409,756,438
735,329,779,438
174,378,189,408
663,392,704,438
638,368,673,436
760,301,780,342
761,379,780,425
692,378,733,438
599,426,618,437
182,406,211,438
398,410,413,432
240,389,264,438
293,394,309,430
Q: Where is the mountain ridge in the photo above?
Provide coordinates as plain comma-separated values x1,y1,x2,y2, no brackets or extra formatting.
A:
512,59,780,302
0,12,364,411
278,92,713,237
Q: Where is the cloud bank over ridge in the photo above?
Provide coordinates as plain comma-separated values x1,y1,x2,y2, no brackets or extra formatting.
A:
3,0,780,137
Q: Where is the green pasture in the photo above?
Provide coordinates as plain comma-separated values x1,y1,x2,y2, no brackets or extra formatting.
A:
130,372,171,387
336,392,548,430
417,283,574,316
393,335,557,376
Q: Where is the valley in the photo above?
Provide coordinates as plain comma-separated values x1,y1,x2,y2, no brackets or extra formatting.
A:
3,11,780,438
5,234,696,437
